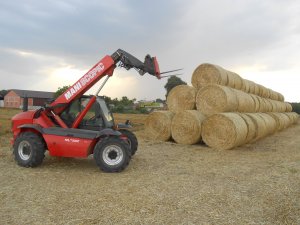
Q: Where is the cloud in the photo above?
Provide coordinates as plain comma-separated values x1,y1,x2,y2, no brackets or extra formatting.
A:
0,0,300,101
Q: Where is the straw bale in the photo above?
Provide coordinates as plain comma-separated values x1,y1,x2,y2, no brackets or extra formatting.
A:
145,111,174,141
263,99,273,112
256,96,267,112
226,71,243,89
267,112,289,131
191,63,228,89
201,113,248,150
171,110,206,144
232,73,243,89
285,103,292,112
278,93,285,102
259,113,277,135
284,112,298,124
239,113,256,143
250,95,260,112
241,80,250,93
248,80,256,94
191,63,286,102
254,84,260,96
245,113,268,141
167,85,196,112
196,84,238,115
236,90,256,112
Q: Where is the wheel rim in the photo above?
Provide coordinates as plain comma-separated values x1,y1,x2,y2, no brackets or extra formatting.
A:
18,140,32,161
102,145,124,166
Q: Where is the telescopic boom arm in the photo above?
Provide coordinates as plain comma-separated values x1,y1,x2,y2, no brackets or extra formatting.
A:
50,49,161,115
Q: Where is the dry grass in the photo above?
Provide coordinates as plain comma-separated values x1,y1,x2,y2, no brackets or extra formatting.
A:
0,109,300,224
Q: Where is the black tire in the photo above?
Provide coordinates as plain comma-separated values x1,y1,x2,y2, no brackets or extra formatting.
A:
93,137,131,172
13,132,46,167
119,129,138,156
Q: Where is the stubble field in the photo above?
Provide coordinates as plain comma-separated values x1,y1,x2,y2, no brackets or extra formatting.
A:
0,108,299,224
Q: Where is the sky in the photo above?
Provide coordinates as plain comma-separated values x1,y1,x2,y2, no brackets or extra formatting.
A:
0,0,300,102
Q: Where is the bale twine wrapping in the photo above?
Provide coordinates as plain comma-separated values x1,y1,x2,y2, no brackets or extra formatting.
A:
171,110,206,144
196,84,238,115
202,113,248,150
191,63,228,89
145,111,174,141
167,85,196,112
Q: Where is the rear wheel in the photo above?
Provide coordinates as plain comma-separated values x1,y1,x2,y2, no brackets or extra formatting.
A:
13,132,46,167
119,129,138,156
93,137,131,172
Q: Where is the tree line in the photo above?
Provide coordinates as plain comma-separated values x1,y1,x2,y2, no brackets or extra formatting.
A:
2,77,300,114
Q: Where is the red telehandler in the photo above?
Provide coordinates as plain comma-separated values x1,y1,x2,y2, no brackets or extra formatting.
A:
11,49,162,172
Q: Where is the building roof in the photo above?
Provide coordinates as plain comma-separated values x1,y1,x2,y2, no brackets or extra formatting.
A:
10,89,54,99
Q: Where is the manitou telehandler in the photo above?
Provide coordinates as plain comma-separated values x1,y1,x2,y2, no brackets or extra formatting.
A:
11,49,166,172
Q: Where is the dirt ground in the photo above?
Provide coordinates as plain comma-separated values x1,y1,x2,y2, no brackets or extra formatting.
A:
0,110,300,224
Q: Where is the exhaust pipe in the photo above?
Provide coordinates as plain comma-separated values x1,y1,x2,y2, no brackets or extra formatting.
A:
22,96,28,112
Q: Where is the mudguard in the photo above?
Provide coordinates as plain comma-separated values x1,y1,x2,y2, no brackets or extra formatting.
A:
18,124,43,134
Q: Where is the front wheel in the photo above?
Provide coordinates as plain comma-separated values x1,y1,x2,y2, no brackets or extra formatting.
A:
119,129,138,156
93,137,131,172
13,132,46,167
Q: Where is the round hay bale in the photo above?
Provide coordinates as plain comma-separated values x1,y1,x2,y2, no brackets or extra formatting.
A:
191,63,228,89
245,113,268,141
257,84,263,97
167,85,196,112
262,86,271,98
201,113,248,150
235,90,256,112
285,103,292,112
263,99,273,112
284,112,298,124
254,84,260,95
269,100,278,112
145,111,174,141
239,113,256,143
267,112,295,131
267,112,282,131
226,71,242,89
196,84,238,115
250,95,260,112
171,110,206,144
241,80,250,93
248,80,256,94
278,93,284,102
233,73,243,89
256,96,267,112
259,113,277,135
290,112,299,123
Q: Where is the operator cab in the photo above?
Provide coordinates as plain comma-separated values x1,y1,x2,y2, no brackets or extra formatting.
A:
60,96,114,130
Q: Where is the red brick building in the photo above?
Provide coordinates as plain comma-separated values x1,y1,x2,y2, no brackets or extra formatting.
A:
4,89,54,109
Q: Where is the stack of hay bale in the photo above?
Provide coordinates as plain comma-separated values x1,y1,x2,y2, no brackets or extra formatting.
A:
145,63,298,150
